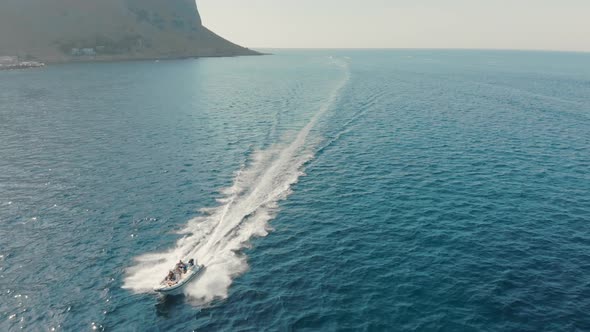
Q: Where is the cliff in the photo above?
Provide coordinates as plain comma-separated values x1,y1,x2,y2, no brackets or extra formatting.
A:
0,0,259,62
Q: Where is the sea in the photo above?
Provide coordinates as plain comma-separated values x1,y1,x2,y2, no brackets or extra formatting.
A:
1,50,589,331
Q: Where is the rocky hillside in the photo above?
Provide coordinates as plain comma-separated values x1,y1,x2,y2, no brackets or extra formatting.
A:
0,0,259,62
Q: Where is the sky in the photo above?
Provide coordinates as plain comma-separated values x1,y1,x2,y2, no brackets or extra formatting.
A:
197,0,590,52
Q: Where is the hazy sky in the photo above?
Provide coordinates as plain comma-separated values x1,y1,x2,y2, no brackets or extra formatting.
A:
197,0,590,52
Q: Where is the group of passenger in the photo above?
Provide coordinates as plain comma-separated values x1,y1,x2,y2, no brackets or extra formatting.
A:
165,258,196,284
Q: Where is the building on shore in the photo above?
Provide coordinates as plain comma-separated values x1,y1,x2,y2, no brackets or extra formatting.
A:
0,56,18,66
0,56,45,70
70,48,97,56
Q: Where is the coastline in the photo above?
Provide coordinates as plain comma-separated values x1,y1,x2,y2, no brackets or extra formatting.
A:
43,51,266,65
0,51,268,69
0,61,45,71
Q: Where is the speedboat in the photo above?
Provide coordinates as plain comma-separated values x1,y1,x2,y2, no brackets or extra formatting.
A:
154,262,205,295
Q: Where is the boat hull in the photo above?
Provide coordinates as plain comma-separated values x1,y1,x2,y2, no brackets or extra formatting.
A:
154,265,205,295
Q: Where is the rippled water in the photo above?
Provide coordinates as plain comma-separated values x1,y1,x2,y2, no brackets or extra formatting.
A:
1,50,589,331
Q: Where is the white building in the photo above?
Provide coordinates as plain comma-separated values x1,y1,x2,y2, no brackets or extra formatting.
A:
0,56,18,65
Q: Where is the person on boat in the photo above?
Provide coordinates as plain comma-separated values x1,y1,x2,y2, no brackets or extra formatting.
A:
166,271,176,283
176,260,187,273
188,259,195,267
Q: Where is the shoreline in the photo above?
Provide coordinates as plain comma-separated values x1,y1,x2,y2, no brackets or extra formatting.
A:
0,52,270,69
0,62,45,71
16,51,272,68
48,51,269,64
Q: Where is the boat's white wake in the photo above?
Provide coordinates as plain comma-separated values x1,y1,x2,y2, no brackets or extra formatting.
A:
123,58,349,304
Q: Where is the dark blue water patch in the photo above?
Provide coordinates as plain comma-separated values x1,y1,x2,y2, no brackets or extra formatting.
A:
1,50,590,331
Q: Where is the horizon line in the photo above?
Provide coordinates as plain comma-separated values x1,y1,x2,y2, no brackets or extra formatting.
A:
248,47,590,54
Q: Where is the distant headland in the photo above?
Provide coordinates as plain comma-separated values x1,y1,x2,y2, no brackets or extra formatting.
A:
0,0,260,65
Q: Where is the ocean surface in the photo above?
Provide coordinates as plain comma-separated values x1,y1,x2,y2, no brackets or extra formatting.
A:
1,50,589,331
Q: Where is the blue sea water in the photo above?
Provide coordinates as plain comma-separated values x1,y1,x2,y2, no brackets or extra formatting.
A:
1,50,590,331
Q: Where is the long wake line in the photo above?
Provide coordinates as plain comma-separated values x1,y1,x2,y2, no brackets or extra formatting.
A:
123,58,350,304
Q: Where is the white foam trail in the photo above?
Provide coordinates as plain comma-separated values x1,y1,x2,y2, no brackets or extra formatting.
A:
123,58,350,305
